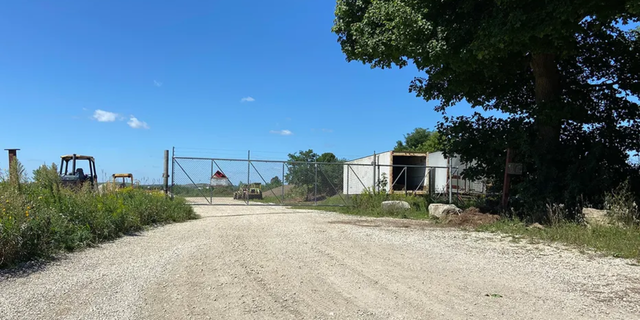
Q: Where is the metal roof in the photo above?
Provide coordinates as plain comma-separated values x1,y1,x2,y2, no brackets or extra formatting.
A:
211,171,228,179
61,155,95,161
112,173,133,178
345,150,429,162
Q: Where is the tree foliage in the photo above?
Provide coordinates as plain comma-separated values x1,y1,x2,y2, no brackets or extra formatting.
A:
269,176,283,188
285,149,318,200
285,150,345,200
262,176,283,192
317,152,344,196
394,128,443,153
333,0,640,220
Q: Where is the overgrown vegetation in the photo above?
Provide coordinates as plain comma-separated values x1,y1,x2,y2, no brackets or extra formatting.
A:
0,163,197,268
478,221,640,260
604,179,640,226
346,191,430,219
478,178,640,260
333,1,640,222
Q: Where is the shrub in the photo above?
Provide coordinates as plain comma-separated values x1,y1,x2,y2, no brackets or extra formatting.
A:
349,188,430,219
605,179,639,226
0,163,196,268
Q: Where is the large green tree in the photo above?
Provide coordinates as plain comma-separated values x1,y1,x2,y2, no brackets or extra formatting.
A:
394,128,443,153
333,0,640,219
317,152,345,196
285,150,345,200
285,149,318,201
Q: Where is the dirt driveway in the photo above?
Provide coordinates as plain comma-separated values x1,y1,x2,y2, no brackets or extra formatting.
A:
1,198,639,319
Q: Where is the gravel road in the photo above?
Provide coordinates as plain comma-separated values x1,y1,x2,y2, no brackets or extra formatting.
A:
1,198,639,320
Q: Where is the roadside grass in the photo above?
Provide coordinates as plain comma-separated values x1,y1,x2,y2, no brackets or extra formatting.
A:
285,192,432,220
288,189,640,261
477,180,640,260
224,182,640,261
478,219,640,260
0,163,197,269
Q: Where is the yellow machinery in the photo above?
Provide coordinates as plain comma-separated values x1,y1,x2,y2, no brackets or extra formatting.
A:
112,173,135,189
233,183,263,200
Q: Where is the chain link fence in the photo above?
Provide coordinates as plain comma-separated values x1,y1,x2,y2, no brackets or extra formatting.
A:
172,154,485,206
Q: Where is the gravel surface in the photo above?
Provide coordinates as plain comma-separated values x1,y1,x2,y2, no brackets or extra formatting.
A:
1,197,639,319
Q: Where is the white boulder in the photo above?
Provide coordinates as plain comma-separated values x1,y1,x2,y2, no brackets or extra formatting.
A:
428,203,462,219
381,201,411,212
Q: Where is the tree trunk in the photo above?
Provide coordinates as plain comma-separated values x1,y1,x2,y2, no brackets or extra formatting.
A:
530,53,561,143
529,53,563,208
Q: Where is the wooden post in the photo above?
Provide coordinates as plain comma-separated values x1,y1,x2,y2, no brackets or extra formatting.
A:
501,148,512,209
5,149,19,184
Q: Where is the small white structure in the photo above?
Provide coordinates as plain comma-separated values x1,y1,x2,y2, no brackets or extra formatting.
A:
210,171,232,187
342,151,485,195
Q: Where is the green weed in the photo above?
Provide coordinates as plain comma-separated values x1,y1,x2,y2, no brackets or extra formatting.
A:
478,219,640,260
0,163,196,268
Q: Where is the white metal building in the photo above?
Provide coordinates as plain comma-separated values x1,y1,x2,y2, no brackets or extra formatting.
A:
342,151,485,195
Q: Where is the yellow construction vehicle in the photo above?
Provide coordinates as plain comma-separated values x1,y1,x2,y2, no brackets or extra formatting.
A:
112,173,135,189
233,183,263,200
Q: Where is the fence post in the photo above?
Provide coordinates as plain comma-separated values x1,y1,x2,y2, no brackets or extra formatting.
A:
163,150,169,195
210,159,214,204
282,162,285,204
405,165,408,196
501,148,512,209
373,151,376,194
448,158,453,204
170,147,175,200
247,150,250,205
314,162,318,206
5,149,19,185
346,164,350,202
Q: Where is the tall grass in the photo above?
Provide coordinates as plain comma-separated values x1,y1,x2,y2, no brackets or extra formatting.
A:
298,190,433,220
0,163,196,268
477,219,640,260
604,179,639,226
476,180,640,260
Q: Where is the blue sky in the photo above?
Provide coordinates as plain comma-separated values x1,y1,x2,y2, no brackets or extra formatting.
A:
0,1,636,184
0,0,471,183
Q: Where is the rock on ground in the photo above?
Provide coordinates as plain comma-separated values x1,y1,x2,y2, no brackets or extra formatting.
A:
381,200,410,211
428,203,462,219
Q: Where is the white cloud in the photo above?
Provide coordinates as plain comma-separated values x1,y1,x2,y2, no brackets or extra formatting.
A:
127,116,150,129
321,128,334,133
154,80,163,87
93,109,119,122
270,129,292,136
241,97,255,103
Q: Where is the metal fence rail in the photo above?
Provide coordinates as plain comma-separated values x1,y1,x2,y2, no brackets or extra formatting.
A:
171,150,486,206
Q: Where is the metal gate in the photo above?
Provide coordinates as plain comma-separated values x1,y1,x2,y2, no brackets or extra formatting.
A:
171,154,352,206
